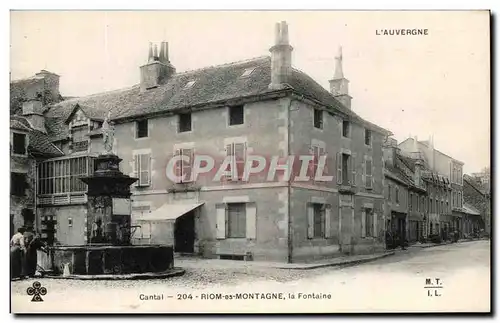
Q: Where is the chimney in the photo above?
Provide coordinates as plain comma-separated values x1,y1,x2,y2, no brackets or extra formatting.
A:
329,46,352,109
269,21,293,90
412,136,423,187
22,99,46,133
140,41,176,91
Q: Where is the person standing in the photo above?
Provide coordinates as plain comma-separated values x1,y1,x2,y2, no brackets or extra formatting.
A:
24,231,48,277
10,227,26,280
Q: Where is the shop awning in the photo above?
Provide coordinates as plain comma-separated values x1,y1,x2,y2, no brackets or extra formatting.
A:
137,202,204,221
463,203,481,216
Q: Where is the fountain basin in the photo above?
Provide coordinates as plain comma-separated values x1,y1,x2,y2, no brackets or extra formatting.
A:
45,244,174,276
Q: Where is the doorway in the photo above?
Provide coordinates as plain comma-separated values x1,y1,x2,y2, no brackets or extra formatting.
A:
174,210,195,253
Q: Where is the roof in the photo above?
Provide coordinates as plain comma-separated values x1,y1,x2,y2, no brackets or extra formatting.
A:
10,76,45,115
384,162,412,186
463,203,481,216
44,56,391,140
397,154,417,171
10,119,31,132
464,174,488,195
10,115,64,157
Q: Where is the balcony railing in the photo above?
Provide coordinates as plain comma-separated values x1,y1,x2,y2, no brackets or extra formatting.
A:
38,192,87,206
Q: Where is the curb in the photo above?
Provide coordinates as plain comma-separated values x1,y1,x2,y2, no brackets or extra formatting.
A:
42,268,186,280
273,252,395,270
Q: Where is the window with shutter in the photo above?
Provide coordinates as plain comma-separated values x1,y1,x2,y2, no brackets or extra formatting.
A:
336,153,342,184
365,158,373,189
341,153,349,185
364,208,373,237
225,142,247,181
134,153,151,187
227,203,246,238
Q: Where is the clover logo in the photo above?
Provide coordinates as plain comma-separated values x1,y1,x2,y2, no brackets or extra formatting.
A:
26,281,47,302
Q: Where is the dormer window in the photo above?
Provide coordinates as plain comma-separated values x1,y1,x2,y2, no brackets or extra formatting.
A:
240,67,256,78
184,80,196,89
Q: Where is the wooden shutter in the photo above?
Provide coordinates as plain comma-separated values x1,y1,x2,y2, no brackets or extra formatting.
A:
246,202,257,239
351,153,356,186
366,158,373,189
336,152,342,184
139,153,151,186
234,143,246,181
174,149,182,183
361,209,366,238
133,154,139,185
307,203,314,239
324,204,331,238
216,203,227,239
225,143,234,181
182,148,193,182
373,213,378,237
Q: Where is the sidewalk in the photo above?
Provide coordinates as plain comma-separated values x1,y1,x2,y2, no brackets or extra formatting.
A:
176,251,395,271
408,238,487,249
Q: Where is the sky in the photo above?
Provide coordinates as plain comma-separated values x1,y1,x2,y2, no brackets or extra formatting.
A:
9,10,490,174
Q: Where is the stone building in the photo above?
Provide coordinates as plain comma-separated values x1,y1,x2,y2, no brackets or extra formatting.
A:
399,137,458,239
12,21,392,263
382,137,427,246
463,174,491,235
9,71,64,237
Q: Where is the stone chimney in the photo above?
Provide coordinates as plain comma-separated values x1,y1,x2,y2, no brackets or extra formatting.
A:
269,21,293,90
412,136,424,187
329,46,352,109
22,99,46,133
140,41,176,91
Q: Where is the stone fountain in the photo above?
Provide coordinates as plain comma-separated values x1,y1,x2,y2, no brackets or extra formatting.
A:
45,114,182,279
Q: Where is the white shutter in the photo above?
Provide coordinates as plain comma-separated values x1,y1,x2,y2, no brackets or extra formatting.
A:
133,154,139,185
307,203,314,239
216,203,226,239
361,209,366,238
139,154,151,186
336,152,342,184
226,143,234,181
246,202,257,239
324,204,331,238
182,148,193,182
366,158,373,189
373,213,378,237
362,156,366,187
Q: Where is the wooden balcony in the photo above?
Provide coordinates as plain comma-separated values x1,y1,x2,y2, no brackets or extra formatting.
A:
38,192,87,206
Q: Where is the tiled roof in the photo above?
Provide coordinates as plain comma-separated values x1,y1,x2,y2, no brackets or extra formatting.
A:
44,56,391,141
10,115,64,157
397,154,417,171
384,163,412,186
464,174,488,195
10,77,45,115
10,119,31,132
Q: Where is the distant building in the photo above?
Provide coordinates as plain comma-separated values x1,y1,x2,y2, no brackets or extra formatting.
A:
463,174,491,235
470,170,490,194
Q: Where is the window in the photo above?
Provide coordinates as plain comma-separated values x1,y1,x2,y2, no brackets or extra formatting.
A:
184,80,196,89
312,203,325,238
72,126,88,142
313,109,323,129
174,148,194,183
229,105,244,126
68,217,73,227
365,158,373,189
136,120,148,138
178,113,192,133
38,156,95,194
458,192,462,208
395,187,400,204
227,203,246,238
364,208,374,237
409,193,413,211
134,153,151,187
342,153,349,184
365,129,372,146
11,172,27,196
226,142,247,181
12,133,26,155
342,120,350,137
388,185,392,200
240,67,256,77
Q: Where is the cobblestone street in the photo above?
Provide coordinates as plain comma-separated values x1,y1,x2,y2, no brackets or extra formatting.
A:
12,240,490,313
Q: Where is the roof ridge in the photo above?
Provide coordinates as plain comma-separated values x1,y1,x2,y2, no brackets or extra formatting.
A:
176,56,270,76
49,84,140,108
11,76,45,84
